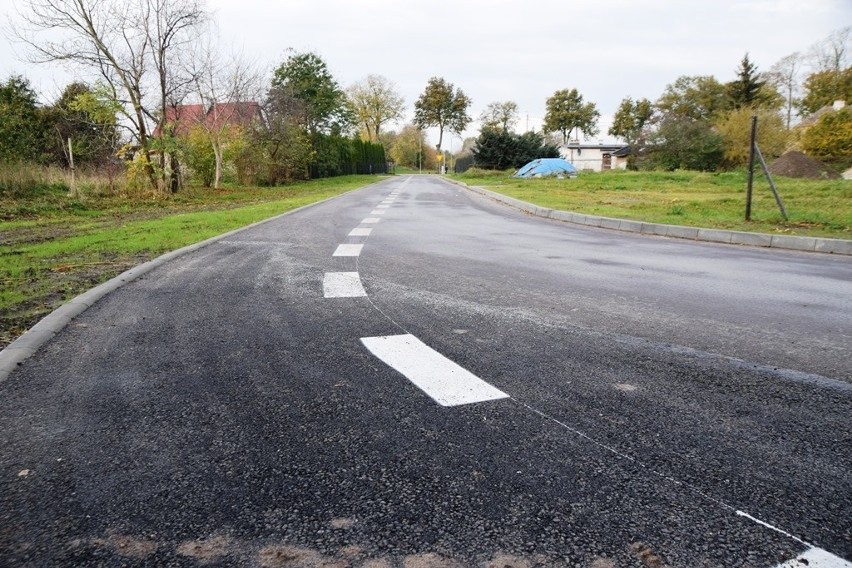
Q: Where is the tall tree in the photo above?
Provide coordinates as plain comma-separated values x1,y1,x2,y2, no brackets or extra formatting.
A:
0,75,47,163
271,51,353,135
727,53,766,109
146,0,207,190
542,88,600,144
13,0,209,191
413,77,472,151
260,86,315,184
608,97,653,144
479,101,519,133
766,52,804,129
656,75,729,122
347,75,404,142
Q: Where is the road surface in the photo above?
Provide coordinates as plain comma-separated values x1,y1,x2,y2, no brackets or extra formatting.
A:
1,175,850,567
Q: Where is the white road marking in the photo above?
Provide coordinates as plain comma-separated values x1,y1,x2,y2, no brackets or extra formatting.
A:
376,204,389,209
362,218,380,224
323,272,367,298
348,228,373,236
332,244,363,257
360,334,509,407
370,210,386,215
773,547,852,567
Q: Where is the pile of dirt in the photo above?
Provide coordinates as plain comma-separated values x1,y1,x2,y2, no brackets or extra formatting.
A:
768,151,841,179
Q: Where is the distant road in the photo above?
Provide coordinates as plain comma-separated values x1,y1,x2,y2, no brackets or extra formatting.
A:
1,175,849,567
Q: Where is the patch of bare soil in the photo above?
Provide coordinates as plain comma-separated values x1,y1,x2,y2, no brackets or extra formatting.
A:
402,553,466,568
92,534,157,559
258,544,347,568
176,536,232,564
0,255,150,349
630,542,667,568
768,151,841,179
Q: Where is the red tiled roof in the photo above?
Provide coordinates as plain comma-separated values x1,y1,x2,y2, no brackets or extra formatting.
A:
155,102,261,137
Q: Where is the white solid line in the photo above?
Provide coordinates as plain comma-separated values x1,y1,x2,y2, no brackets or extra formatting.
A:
773,547,852,567
360,334,509,407
362,217,380,224
370,210,386,215
323,272,367,298
332,244,363,257
348,228,373,236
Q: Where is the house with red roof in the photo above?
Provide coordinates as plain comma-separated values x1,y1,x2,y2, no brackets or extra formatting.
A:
156,101,263,137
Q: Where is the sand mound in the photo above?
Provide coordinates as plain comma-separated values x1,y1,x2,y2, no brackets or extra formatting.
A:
767,151,840,179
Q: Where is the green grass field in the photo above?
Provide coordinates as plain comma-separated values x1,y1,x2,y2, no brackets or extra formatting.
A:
0,175,379,347
453,169,851,239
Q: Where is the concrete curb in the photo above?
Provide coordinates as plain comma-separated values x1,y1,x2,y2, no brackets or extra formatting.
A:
0,185,374,382
447,179,852,256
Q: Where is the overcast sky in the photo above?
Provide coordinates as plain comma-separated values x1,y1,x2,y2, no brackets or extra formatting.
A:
2,0,850,145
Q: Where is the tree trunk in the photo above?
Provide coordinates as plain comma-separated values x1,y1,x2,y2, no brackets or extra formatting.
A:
213,141,223,189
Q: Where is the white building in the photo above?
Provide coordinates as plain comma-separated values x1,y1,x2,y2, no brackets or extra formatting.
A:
559,142,630,172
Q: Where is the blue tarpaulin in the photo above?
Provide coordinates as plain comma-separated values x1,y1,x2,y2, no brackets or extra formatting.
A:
514,158,578,178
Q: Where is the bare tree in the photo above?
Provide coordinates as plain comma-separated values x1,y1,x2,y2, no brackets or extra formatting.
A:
11,0,208,191
479,101,519,133
145,0,207,190
766,52,803,129
809,26,850,73
186,38,263,189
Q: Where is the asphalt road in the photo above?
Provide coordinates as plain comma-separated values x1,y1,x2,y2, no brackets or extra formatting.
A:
1,175,850,567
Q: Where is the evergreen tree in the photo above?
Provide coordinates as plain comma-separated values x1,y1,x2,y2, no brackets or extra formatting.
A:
727,54,766,109
472,129,559,170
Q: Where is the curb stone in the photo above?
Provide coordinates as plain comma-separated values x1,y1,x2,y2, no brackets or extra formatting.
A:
0,185,377,382
445,178,852,256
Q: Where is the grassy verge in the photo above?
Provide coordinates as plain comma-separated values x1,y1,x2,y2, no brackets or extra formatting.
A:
452,169,851,239
0,175,379,348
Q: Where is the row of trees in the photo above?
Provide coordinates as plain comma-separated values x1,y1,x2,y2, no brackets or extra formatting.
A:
3,1,849,185
466,27,850,172
5,1,400,193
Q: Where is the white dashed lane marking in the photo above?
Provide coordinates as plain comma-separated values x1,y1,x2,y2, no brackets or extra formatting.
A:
323,272,367,298
360,334,509,407
329,177,851,562
773,547,852,567
333,244,363,257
